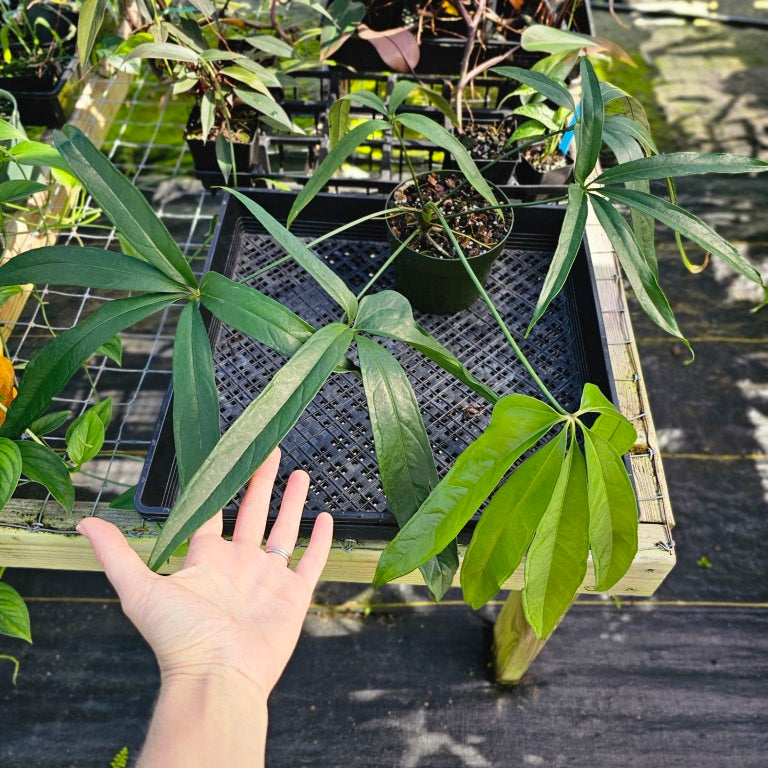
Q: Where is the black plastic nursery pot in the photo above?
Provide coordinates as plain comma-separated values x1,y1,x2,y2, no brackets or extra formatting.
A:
386,173,513,314
514,151,574,186
184,106,258,189
136,186,619,539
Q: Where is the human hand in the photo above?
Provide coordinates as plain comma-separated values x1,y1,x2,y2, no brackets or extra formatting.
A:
77,448,333,700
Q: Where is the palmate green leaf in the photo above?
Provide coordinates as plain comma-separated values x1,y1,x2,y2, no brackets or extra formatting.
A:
527,184,588,336
148,323,354,569
595,152,768,186
523,437,590,639
200,271,314,357
54,127,197,288
0,246,188,293
66,409,105,467
355,291,497,404
583,428,638,592
461,427,568,609
173,303,220,489
227,189,359,321
0,437,22,509
16,440,74,513
77,0,107,64
0,293,180,439
394,113,497,206
578,383,636,456
600,186,765,288
28,410,70,436
373,395,563,587
286,118,389,227
358,336,458,601
574,57,604,183
590,194,692,355
0,581,31,643
0,179,47,204
492,66,575,112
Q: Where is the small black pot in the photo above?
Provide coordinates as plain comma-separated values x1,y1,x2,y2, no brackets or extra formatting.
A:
387,173,513,315
514,152,574,186
444,114,519,186
185,106,257,189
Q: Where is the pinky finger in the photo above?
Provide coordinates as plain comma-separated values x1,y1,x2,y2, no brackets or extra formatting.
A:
294,512,333,587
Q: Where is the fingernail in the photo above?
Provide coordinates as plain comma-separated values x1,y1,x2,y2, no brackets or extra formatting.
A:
75,520,87,536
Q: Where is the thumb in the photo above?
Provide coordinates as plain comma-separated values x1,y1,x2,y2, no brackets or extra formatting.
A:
77,517,154,603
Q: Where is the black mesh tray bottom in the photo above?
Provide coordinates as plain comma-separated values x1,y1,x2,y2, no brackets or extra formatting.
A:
139,214,606,538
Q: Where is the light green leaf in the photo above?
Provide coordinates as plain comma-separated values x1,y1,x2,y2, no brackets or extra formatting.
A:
492,66,575,112
226,189,359,321
0,582,31,643
200,271,314,357
54,127,196,288
94,334,122,365
9,141,72,174
373,395,563,587
578,383,636,456
0,118,26,142
394,112,497,206
0,180,47,204
461,427,568,609
286,118,389,227
173,303,220,489
17,440,74,513
590,194,691,353
414,86,458,126
200,91,216,144
523,438,589,638
0,246,187,293
328,98,351,148
0,437,22,509
27,410,70,436
355,291,497,404
124,42,200,63
358,336,457,601
583,428,638,592
521,25,602,54
66,409,105,467
244,35,295,58
0,293,179,439
214,134,232,183
234,89,294,133
600,186,765,288
219,66,272,96
511,103,560,132
77,0,107,64
0,286,22,307
574,57,604,183
148,323,354,569
526,184,588,335
340,90,387,115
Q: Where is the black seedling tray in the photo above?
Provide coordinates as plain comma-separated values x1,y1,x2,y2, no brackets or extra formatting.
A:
136,188,617,540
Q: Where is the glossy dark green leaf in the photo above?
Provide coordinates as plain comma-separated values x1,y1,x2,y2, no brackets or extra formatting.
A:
461,427,568,609
0,582,31,643
602,115,657,155
200,271,314,357
413,86,458,126
355,291,497,404
590,195,691,353
148,323,354,570
358,336,457,601
66,409,105,467
523,438,589,638
109,484,137,510
595,152,768,186
77,0,107,64
286,118,389,227
226,189,359,321
389,81,418,113
492,66,575,112
0,293,179,439
340,90,387,115
94,334,122,365
583,428,638,592
0,179,47,204
526,184,588,336
54,127,196,288
27,410,70,437
394,112,497,206
17,440,74,513
600,186,765,287
173,303,220,489
0,246,187,293
0,437,22,509
574,57,604,183
373,395,563,587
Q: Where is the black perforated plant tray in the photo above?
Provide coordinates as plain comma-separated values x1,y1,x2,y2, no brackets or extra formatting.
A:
136,189,616,540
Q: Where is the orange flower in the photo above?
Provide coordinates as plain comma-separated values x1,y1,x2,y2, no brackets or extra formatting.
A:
0,353,17,427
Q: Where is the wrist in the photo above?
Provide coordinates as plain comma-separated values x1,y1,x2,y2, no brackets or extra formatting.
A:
160,662,269,707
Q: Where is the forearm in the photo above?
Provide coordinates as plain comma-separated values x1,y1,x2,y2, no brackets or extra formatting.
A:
138,668,268,768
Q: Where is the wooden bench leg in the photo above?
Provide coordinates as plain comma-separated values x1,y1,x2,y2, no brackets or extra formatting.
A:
493,590,553,684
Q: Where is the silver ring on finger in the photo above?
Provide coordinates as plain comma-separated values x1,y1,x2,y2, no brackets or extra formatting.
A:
265,546,292,565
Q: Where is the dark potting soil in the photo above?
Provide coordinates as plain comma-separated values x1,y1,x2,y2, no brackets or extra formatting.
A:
185,105,258,144
456,115,517,163
388,172,512,259
524,145,570,172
